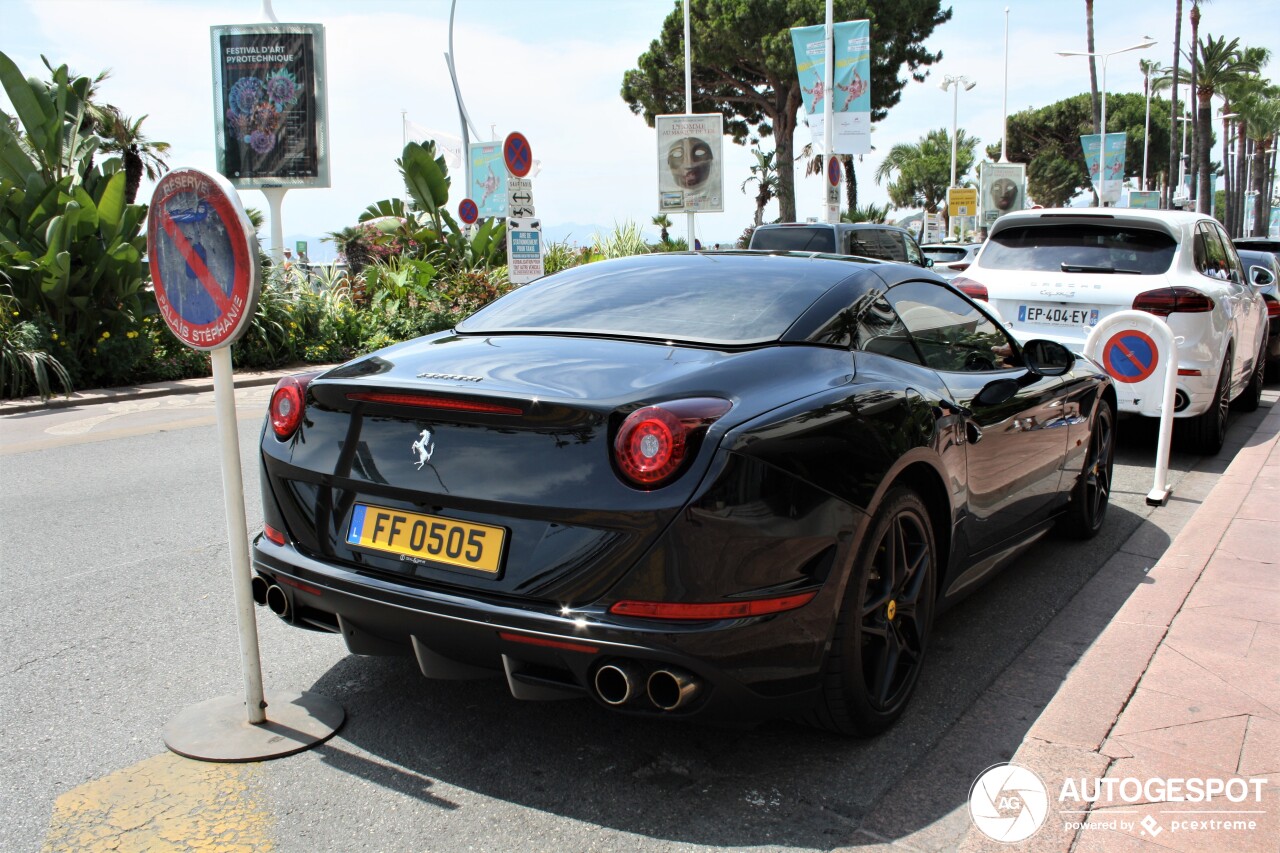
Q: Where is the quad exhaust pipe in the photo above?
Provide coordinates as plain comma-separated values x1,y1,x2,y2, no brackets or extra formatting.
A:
593,661,701,711
647,668,700,711
593,661,642,706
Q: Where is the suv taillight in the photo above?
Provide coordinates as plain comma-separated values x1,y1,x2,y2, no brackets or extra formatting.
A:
269,373,319,439
952,276,988,301
613,398,732,488
1132,287,1215,318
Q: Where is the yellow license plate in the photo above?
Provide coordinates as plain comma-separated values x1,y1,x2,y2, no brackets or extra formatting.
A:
346,504,505,574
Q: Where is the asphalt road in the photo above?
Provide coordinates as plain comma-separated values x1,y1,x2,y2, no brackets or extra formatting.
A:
1,386,1274,852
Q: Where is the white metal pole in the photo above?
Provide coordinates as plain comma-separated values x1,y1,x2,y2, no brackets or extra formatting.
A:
261,0,278,23
684,0,696,248
950,81,959,238
1100,55,1108,207
263,187,286,263
823,0,836,222
1000,7,1010,162
211,345,267,725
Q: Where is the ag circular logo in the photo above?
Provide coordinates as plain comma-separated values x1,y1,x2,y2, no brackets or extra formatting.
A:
968,762,1049,843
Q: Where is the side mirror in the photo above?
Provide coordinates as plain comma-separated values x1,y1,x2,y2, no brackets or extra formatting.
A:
1022,339,1075,377
1249,265,1276,288
924,257,934,268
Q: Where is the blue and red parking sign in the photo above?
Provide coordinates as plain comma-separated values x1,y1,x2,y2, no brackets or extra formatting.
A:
1102,329,1159,383
503,131,533,178
458,198,479,225
147,168,260,350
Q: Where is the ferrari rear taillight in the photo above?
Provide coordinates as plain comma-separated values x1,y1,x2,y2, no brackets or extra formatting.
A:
1265,294,1279,319
1132,287,1215,317
269,373,318,439
952,276,988,301
613,397,732,488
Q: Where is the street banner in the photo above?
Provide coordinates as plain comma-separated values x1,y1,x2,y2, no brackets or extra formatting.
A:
1127,190,1160,210
1080,132,1126,204
979,162,1027,225
655,114,723,213
210,23,329,188
469,142,508,218
790,20,871,155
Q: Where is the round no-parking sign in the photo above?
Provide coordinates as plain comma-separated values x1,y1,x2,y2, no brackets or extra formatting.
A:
1102,329,1159,384
147,168,260,350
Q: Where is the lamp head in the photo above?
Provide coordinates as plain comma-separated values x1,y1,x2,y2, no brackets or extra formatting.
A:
963,80,977,91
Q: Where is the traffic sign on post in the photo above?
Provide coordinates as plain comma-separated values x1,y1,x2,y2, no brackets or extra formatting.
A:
1085,310,1178,507
507,178,535,217
458,198,479,225
506,217,545,284
148,168,261,350
503,131,533,178
147,167,343,762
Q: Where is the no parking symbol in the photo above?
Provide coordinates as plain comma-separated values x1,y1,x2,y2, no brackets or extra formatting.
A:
1102,330,1159,384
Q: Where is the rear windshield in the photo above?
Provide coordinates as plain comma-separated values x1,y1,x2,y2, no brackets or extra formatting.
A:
750,227,836,253
923,247,970,263
456,256,840,345
981,223,1176,274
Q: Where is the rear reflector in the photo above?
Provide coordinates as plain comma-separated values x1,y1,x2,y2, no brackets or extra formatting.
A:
1177,369,1203,377
263,524,287,545
277,575,323,596
1132,287,1215,317
346,392,522,415
498,631,599,654
609,592,816,620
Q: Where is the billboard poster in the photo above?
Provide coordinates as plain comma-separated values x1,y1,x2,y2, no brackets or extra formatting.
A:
1127,190,1161,209
979,162,1027,225
655,114,723,213
1271,207,1280,240
211,23,329,188
1080,132,1126,204
469,142,508,218
790,20,871,155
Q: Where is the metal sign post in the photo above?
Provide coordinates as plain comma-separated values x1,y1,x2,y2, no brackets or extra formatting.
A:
148,167,343,761
1084,310,1178,506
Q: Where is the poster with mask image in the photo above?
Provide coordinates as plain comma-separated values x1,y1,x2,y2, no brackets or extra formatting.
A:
655,114,723,213
979,162,1027,225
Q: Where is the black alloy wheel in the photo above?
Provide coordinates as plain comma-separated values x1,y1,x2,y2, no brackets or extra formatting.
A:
1060,399,1116,539
1181,354,1231,455
809,487,936,736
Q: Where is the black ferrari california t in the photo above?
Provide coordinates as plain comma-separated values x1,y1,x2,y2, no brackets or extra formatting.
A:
253,251,1116,735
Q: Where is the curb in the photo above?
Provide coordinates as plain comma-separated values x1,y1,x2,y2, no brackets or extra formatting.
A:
0,365,336,417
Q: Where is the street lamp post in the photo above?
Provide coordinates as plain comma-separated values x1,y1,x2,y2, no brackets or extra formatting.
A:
940,74,976,238
1058,39,1157,206
1178,114,1193,205
1142,63,1153,191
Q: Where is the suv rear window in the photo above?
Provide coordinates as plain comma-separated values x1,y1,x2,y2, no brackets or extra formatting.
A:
981,223,1176,274
749,227,836,253
923,247,970,263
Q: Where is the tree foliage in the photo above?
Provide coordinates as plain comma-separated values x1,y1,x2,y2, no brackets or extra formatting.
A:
994,92,1173,207
621,0,952,222
874,127,977,213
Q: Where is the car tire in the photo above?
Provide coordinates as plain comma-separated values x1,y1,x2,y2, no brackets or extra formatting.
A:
1180,354,1230,455
1231,336,1266,413
1059,398,1115,540
807,486,936,736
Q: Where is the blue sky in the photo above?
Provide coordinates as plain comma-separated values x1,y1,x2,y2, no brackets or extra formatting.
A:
4,0,1275,255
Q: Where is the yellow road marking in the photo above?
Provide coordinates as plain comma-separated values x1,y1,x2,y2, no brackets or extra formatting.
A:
41,752,272,852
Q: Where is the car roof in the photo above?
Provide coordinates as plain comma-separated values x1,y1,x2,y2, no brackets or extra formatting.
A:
755,222,913,233
987,207,1214,240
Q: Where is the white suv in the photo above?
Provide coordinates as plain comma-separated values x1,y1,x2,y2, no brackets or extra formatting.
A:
953,209,1269,454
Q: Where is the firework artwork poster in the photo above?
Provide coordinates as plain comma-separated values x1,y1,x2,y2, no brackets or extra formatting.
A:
211,23,330,188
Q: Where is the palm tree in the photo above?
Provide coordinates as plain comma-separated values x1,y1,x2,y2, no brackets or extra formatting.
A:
1187,0,1213,204
874,128,979,226
739,149,779,227
651,214,672,244
1085,0,1101,133
1139,58,1163,190
96,110,171,203
1220,48,1272,235
1186,35,1257,213
1238,86,1280,236
1166,0,1183,208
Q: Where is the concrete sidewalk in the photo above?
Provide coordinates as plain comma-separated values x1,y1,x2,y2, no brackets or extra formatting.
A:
0,364,327,417
961,401,1280,851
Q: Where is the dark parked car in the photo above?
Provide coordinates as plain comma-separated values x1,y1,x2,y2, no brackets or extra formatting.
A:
1236,248,1280,381
253,252,1115,735
749,222,931,267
